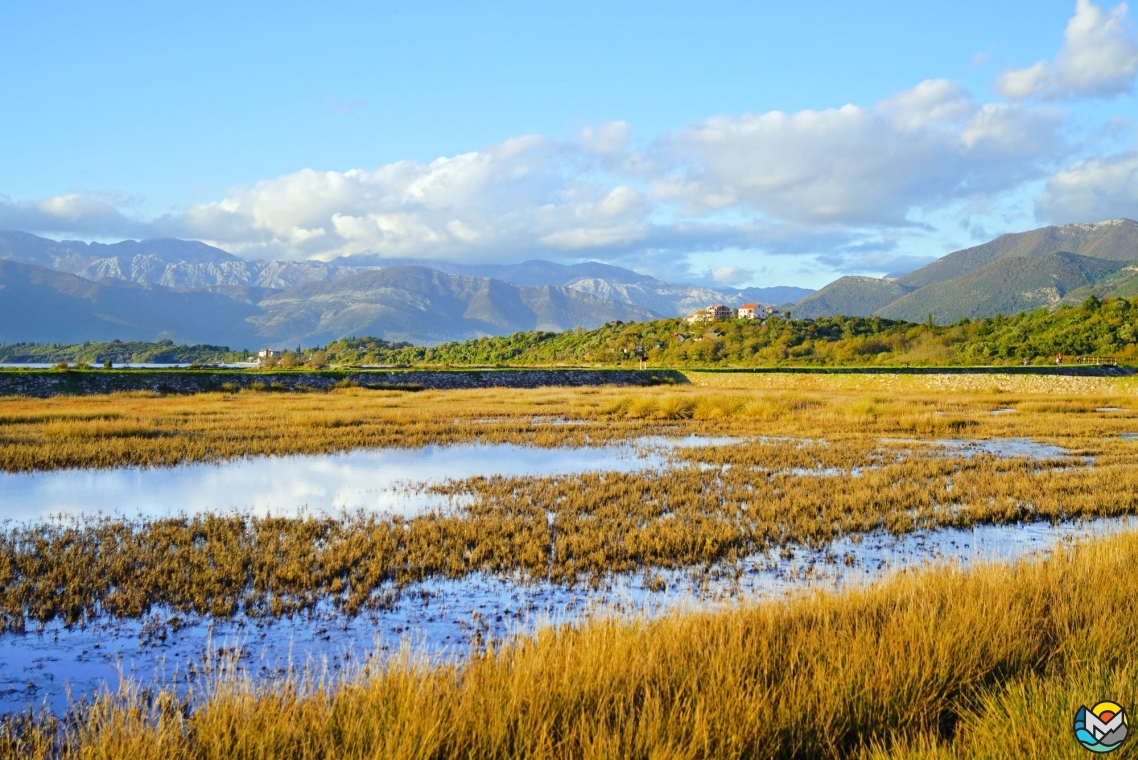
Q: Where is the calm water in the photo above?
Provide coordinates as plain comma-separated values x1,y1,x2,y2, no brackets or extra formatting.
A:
0,436,1075,524
0,437,737,523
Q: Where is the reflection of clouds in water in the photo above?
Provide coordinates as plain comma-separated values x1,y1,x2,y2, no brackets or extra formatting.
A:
0,435,1078,523
0,440,705,523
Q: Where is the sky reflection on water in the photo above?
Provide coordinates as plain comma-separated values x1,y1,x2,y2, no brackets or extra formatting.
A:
0,437,731,523
0,435,1073,524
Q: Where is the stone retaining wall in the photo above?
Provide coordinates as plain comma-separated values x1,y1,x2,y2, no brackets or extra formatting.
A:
0,369,689,398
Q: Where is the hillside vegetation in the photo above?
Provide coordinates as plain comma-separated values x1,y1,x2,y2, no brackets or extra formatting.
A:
791,276,914,319
878,251,1125,323
0,339,243,365
322,295,1138,367
788,219,1138,321
895,217,1138,288
6,295,1138,369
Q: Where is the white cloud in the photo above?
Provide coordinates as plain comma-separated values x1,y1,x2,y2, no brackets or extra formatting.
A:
651,79,1062,226
0,193,143,237
1036,150,1138,221
997,0,1138,100
168,136,659,260
0,87,1065,274
710,265,753,285
580,121,631,155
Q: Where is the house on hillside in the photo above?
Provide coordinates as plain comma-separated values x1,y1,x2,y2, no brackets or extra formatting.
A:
707,304,732,321
685,304,733,323
737,303,769,319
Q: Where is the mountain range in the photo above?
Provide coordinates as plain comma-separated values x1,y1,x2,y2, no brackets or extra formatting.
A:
7,218,1136,349
793,219,1138,322
0,231,811,347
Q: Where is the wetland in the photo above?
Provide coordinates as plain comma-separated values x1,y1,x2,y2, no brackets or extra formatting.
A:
2,369,1138,757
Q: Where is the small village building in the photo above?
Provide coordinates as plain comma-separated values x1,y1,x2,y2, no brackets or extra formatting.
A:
737,303,767,319
257,349,280,362
686,304,732,323
707,304,733,321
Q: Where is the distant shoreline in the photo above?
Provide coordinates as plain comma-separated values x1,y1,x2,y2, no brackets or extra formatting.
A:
0,367,689,398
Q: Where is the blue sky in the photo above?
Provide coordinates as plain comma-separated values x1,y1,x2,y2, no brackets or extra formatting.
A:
3,0,1138,287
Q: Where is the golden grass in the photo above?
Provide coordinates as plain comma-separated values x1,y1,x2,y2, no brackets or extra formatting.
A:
0,372,1136,472
5,527,1138,759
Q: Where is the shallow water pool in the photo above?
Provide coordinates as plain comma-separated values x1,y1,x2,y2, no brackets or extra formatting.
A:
0,437,733,522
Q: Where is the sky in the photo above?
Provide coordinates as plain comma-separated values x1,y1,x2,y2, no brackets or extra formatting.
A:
3,0,1138,288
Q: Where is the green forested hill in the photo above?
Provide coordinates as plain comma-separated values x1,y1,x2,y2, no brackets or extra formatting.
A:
319,295,1138,367
894,218,1138,288
791,276,915,319
788,220,1138,322
9,295,1138,369
0,340,243,364
878,252,1125,323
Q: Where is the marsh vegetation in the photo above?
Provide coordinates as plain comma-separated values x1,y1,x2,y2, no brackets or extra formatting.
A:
3,526,1137,759
2,371,1137,757
0,370,1135,472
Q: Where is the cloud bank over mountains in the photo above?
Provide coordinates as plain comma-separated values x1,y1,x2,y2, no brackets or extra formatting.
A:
4,1,1138,284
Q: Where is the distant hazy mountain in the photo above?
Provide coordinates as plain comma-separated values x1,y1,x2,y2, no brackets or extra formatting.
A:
563,278,729,316
0,232,814,323
0,260,261,346
0,259,661,347
789,219,1138,322
0,231,363,290
252,267,662,346
562,279,815,316
735,286,816,307
338,255,658,287
0,231,113,274
328,257,814,312
792,277,916,319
